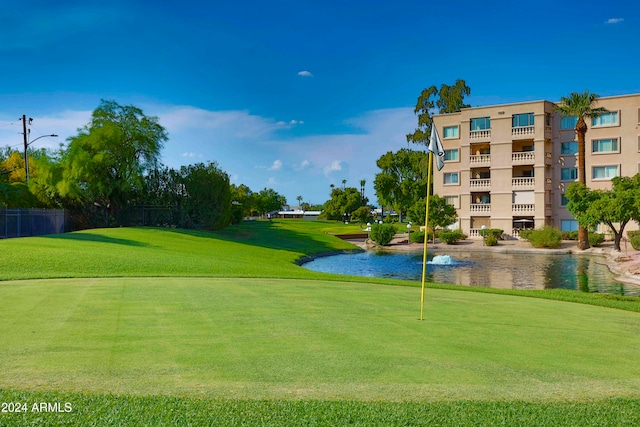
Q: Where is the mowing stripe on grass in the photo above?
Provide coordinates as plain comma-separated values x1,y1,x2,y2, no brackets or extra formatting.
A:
1,277,639,401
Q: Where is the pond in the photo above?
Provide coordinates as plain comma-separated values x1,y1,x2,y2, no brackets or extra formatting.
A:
302,250,640,297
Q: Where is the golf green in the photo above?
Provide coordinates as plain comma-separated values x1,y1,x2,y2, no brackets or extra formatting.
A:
2,276,639,401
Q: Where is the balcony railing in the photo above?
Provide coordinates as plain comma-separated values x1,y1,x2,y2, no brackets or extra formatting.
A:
470,203,491,213
512,151,535,164
470,178,491,189
512,126,535,137
512,203,535,213
512,177,535,188
470,154,490,165
470,129,491,139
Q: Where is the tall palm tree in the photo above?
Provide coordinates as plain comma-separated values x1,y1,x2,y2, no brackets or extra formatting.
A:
554,91,607,250
341,179,347,189
360,179,366,205
296,195,303,207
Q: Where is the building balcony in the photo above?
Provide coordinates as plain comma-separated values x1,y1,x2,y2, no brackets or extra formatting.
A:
470,129,491,140
470,178,491,189
512,151,535,164
545,151,552,165
512,177,535,189
470,154,490,166
512,203,535,214
512,126,535,138
470,203,491,214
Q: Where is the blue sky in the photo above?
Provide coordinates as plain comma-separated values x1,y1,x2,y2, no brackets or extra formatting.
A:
1,0,638,206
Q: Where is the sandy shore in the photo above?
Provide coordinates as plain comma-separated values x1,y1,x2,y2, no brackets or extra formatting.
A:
352,236,640,286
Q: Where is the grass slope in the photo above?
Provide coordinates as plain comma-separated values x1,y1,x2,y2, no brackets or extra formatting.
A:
0,221,361,280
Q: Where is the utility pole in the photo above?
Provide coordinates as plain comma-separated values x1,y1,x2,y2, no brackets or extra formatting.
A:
22,114,29,183
20,115,57,185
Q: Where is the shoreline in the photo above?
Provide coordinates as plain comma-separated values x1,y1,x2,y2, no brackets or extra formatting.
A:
347,236,640,286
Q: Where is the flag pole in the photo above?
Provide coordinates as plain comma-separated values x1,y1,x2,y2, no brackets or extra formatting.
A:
420,150,433,321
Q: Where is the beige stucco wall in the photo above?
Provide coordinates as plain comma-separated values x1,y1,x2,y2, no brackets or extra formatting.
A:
433,94,640,238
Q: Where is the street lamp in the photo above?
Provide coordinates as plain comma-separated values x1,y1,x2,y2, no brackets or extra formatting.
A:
22,115,58,185
407,222,412,244
481,225,486,246
366,222,371,241
25,134,58,184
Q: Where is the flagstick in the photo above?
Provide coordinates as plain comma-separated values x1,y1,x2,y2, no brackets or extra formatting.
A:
420,150,433,321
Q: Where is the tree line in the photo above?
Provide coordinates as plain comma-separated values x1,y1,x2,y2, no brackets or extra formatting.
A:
0,100,286,231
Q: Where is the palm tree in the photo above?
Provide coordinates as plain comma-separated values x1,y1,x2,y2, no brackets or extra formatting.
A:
342,179,347,189
296,195,303,207
360,179,366,205
554,91,607,250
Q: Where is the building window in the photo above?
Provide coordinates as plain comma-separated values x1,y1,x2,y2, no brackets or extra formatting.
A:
561,116,578,129
545,113,551,126
444,172,459,185
445,195,460,209
592,165,619,180
444,149,459,161
561,141,578,155
592,111,619,127
512,113,534,127
470,117,491,131
561,220,578,232
443,126,459,139
561,168,578,181
592,138,619,153
561,194,569,206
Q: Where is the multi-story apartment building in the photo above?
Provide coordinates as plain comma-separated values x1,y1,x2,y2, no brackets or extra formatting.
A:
432,93,640,239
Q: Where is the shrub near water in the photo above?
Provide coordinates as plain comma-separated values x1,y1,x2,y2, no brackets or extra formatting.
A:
439,230,467,244
522,226,562,249
370,223,396,245
589,232,605,247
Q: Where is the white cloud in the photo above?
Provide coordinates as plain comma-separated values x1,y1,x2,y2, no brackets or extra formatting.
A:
323,160,343,175
294,160,311,171
6,102,416,207
297,70,313,77
605,18,624,24
0,109,91,151
182,152,202,158
268,159,283,171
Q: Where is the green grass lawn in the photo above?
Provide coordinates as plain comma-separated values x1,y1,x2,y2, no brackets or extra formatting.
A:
1,220,640,426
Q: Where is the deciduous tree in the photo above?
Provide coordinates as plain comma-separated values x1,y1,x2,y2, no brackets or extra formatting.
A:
374,149,428,222
565,175,640,251
406,79,470,146
58,100,167,223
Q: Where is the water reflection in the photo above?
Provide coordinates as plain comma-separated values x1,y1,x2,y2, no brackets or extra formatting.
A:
302,250,640,297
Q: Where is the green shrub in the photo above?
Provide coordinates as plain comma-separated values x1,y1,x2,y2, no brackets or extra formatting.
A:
482,228,503,240
562,231,579,240
382,215,398,224
519,230,533,240
588,233,605,247
484,234,498,246
439,230,467,245
630,235,640,251
409,231,424,243
627,230,640,239
351,206,373,224
370,223,396,246
526,226,562,249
